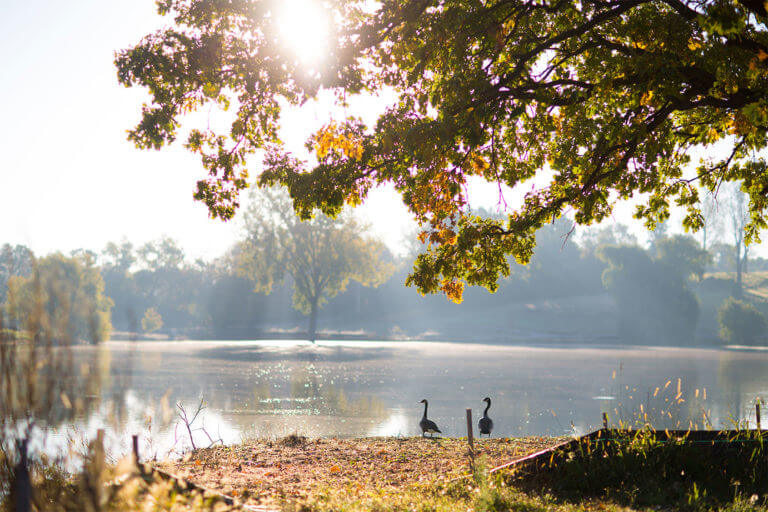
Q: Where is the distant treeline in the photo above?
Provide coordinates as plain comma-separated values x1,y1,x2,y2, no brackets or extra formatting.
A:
1,213,767,345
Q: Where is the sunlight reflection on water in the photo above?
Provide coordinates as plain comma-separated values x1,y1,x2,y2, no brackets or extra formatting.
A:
32,339,768,462
369,410,409,437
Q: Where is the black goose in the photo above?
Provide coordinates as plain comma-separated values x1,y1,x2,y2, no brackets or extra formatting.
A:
419,399,442,437
478,397,494,437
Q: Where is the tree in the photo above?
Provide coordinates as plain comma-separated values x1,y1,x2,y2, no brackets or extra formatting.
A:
578,223,638,257
100,240,142,333
117,0,768,300
722,181,750,297
137,236,185,272
4,253,113,343
599,239,703,344
718,297,767,345
237,187,393,341
101,239,136,274
141,307,164,333
655,234,711,281
698,190,724,253
0,244,34,304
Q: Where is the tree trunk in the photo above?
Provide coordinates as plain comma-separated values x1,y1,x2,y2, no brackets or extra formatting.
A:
735,242,743,298
307,298,319,343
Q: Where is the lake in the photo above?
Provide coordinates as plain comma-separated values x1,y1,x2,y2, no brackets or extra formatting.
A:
53,340,768,460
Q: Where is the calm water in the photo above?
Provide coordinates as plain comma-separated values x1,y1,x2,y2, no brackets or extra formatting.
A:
54,340,768,459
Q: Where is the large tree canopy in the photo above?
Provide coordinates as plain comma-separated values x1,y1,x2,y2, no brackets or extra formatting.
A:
117,0,768,300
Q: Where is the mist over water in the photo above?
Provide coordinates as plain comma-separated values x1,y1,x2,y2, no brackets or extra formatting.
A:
55,339,768,459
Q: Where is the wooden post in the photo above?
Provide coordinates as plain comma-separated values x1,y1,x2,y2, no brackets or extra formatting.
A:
132,435,140,466
602,412,608,430
757,401,762,431
466,408,475,473
14,438,31,512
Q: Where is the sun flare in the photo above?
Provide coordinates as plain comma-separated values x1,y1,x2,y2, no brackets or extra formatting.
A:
274,0,331,66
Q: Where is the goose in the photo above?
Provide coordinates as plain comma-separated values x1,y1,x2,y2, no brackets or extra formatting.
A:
478,397,494,437
419,399,441,437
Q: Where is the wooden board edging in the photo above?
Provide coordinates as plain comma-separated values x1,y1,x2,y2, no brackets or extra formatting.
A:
488,428,768,476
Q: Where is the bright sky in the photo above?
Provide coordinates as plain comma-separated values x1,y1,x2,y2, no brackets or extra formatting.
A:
1,1,763,262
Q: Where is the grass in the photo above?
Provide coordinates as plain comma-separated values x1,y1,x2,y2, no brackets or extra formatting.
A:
158,436,562,509
0,453,238,512
150,432,768,511
8,432,768,511
506,428,768,511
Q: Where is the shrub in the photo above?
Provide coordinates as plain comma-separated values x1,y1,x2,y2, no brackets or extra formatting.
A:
141,307,163,334
718,298,767,345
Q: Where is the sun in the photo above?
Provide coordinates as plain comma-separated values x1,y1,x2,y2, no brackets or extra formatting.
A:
274,0,331,66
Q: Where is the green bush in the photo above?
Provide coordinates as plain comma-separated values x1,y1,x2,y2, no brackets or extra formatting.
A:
507,429,768,510
718,298,767,345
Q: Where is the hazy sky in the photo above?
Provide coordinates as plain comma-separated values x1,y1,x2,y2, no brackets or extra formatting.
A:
0,0,421,261
1,1,763,262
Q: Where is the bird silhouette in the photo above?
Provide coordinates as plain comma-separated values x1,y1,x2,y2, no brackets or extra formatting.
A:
419,399,442,437
478,397,494,437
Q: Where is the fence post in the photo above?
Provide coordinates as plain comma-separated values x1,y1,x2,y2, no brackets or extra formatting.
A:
757,401,762,432
132,434,142,473
466,408,475,473
14,438,31,512
602,412,608,430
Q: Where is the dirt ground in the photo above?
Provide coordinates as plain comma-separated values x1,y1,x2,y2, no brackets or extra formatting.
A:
157,436,564,509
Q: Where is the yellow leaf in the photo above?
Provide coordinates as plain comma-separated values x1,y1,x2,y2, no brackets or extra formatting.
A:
759,49,768,62
440,279,465,304
330,465,341,473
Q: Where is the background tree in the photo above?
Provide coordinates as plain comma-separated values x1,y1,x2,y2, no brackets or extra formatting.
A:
137,236,185,272
101,240,136,274
0,244,34,304
698,190,725,253
100,241,141,334
237,187,394,341
722,181,750,297
118,0,768,300
578,223,639,257
718,297,767,345
141,307,163,334
655,234,711,282
598,236,706,344
4,253,112,343
133,237,207,331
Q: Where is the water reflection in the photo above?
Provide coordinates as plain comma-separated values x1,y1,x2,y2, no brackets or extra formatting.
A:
26,340,768,462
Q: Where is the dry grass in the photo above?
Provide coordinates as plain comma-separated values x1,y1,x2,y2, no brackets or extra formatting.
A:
157,436,563,510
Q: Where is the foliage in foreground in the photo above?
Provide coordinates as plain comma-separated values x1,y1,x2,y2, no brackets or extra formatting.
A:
0,451,234,512
8,433,768,512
